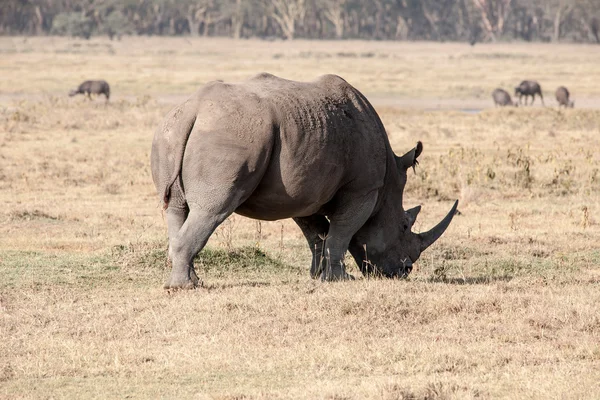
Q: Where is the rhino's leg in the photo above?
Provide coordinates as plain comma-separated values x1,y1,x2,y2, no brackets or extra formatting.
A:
293,215,329,278
165,164,264,289
348,237,374,277
166,205,189,262
322,191,378,281
165,208,232,289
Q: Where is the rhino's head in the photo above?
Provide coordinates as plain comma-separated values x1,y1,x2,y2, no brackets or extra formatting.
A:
350,142,458,278
68,89,78,97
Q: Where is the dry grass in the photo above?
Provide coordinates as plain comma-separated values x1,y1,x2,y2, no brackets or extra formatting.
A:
1,37,600,399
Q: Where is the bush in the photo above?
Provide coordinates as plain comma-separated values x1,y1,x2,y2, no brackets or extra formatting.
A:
51,12,93,39
103,11,133,40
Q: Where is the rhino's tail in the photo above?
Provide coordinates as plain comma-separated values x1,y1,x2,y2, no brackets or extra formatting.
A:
161,109,197,210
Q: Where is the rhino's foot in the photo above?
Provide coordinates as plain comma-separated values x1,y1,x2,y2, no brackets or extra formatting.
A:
320,268,355,282
164,268,200,290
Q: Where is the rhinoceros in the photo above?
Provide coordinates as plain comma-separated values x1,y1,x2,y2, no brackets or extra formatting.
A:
69,80,110,102
515,80,544,106
492,88,516,107
151,73,458,289
555,86,574,108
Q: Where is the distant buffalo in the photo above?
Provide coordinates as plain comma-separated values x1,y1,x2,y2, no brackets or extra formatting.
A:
492,88,516,107
555,86,574,108
69,80,110,102
515,80,544,106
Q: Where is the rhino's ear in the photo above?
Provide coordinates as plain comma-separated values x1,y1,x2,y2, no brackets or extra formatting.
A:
405,205,421,228
395,141,423,173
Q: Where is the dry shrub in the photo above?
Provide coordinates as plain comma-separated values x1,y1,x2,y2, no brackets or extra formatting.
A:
381,382,467,400
9,209,60,221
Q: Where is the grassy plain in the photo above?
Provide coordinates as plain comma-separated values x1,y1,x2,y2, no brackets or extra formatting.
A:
1,37,600,399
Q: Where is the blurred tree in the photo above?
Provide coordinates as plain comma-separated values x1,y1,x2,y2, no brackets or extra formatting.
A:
51,11,93,39
319,0,347,39
470,0,513,41
263,0,308,40
103,10,133,39
1,0,599,43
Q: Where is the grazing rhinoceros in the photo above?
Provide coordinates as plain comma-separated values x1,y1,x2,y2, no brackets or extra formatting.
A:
492,88,516,107
515,80,544,106
69,80,110,102
151,73,458,289
555,86,574,108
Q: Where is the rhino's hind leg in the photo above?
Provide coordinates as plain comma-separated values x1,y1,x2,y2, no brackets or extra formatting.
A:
293,215,330,278
166,206,189,262
165,208,231,289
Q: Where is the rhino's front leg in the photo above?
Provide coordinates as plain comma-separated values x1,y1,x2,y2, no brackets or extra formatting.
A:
321,190,379,281
321,238,355,281
348,237,373,276
293,215,329,279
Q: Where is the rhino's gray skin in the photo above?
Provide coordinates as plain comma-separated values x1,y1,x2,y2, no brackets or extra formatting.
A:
69,80,110,102
151,73,458,289
555,86,574,108
492,88,516,107
515,80,544,106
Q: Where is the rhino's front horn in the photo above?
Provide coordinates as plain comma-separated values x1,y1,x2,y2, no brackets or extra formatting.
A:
418,200,459,252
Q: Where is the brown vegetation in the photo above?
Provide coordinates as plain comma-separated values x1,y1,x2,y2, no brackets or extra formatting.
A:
1,37,600,398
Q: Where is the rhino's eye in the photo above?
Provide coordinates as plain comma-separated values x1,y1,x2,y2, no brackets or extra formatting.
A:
403,224,408,232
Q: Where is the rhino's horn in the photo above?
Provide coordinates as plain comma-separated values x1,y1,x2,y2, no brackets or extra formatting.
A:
418,200,459,252
405,205,421,228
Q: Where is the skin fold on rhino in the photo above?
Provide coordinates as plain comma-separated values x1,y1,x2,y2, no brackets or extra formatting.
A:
151,73,458,289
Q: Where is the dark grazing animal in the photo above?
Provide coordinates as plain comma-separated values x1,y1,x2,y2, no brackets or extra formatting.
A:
555,86,574,108
151,73,458,289
515,80,544,106
69,80,110,102
492,88,516,107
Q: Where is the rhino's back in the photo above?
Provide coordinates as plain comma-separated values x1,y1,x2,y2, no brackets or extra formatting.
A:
184,74,389,219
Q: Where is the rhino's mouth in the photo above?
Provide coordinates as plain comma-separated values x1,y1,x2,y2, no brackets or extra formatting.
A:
383,259,413,279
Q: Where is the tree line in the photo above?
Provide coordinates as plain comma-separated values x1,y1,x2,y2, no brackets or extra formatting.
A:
2,0,599,44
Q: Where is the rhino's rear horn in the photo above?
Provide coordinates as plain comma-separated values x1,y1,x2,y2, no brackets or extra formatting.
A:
395,141,423,173
418,200,459,252
405,205,421,228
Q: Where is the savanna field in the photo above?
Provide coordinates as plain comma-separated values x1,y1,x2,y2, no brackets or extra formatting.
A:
1,37,600,399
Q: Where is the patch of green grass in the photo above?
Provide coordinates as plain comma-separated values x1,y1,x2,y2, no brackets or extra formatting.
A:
418,246,587,284
110,240,302,283
196,246,302,277
0,243,301,291
111,240,168,270
0,250,122,289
